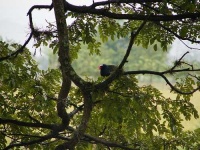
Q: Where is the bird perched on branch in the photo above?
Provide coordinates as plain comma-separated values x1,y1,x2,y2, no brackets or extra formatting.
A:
99,64,119,77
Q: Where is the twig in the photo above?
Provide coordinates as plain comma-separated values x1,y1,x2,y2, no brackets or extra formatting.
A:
69,104,84,118
169,51,189,71
179,39,200,50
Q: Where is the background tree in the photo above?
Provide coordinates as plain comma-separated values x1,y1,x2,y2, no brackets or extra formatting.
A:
0,0,200,149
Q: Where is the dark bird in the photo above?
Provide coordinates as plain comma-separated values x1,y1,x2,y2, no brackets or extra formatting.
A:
99,64,118,77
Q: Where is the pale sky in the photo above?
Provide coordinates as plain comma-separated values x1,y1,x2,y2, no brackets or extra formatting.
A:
0,0,51,44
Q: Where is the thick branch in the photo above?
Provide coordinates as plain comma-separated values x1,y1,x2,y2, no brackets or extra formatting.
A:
53,0,86,88
27,3,72,126
56,90,93,150
64,1,200,21
57,75,71,125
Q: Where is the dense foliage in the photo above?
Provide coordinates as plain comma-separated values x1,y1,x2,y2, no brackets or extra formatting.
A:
0,0,200,149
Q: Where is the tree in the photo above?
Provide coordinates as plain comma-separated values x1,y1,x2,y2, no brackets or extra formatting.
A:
0,0,200,149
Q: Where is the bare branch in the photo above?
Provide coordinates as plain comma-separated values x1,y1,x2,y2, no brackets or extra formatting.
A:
178,39,200,50
27,4,55,44
159,73,200,95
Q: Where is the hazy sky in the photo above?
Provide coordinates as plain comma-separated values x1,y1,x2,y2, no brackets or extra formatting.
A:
0,0,52,44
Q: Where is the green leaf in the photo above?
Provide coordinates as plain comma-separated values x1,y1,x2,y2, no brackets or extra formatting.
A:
153,44,157,51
